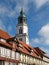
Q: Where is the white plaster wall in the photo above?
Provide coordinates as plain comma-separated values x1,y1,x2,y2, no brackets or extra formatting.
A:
23,25,28,34
26,36,29,44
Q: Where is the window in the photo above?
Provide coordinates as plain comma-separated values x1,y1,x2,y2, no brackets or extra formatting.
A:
10,62,13,65
20,18,23,23
4,62,9,65
23,55,26,62
11,51,15,59
19,38,22,41
16,52,20,60
6,49,11,58
18,44,22,47
0,61,2,65
0,38,6,43
31,50,34,54
19,27,23,34
18,17,23,24
0,47,5,57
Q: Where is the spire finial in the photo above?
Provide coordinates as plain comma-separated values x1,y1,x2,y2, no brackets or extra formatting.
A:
20,8,24,15
20,8,26,17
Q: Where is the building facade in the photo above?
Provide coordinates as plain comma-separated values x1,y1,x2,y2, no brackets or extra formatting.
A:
0,31,49,65
0,9,49,65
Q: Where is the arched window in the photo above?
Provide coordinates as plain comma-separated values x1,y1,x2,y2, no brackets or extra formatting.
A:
19,27,23,34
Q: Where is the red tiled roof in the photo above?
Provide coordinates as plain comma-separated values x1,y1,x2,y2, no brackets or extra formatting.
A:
34,47,45,54
34,47,49,59
0,41,12,49
15,40,41,59
0,29,11,39
18,40,39,55
44,54,49,59
34,47,47,58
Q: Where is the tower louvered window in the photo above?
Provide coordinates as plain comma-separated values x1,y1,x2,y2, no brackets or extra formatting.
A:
19,27,23,34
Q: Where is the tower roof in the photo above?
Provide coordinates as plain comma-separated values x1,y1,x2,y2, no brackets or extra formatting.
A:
17,8,27,25
19,8,26,17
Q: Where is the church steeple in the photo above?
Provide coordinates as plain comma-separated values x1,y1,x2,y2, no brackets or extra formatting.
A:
16,8,29,45
18,8,27,25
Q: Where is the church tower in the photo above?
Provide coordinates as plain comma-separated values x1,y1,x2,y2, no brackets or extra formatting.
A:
16,8,29,45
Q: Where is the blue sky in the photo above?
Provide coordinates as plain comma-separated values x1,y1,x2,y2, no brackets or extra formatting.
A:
0,0,49,56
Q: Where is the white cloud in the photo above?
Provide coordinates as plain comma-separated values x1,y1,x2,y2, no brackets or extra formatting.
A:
0,0,49,17
0,0,29,17
0,20,6,30
31,38,40,44
11,0,49,13
38,23,49,45
38,23,49,38
10,0,29,17
33,0,49,9
31,23,49,55
31,23,49,45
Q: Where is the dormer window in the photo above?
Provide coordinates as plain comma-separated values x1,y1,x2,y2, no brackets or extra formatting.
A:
18,44,22,48
31,50,34,54
0,38,6,43
31,50,33,52
17,43,22,51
